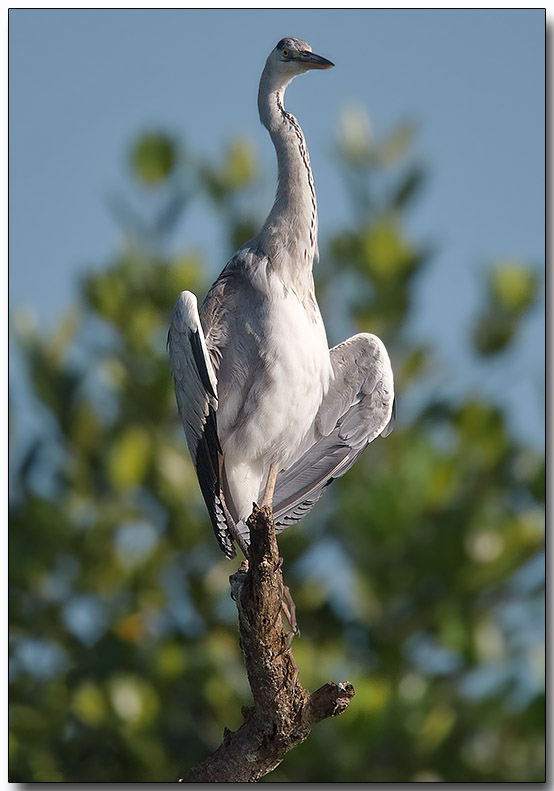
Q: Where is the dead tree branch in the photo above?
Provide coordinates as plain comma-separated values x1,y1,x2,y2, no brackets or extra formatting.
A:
184,504,355,782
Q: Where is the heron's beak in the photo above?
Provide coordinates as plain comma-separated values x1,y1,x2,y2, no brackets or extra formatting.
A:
297,51,334,70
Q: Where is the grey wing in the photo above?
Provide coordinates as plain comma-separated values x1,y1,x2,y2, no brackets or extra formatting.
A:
167,290,236,558
272,332,395,532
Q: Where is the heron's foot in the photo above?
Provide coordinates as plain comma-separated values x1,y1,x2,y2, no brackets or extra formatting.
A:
278,622,300,690
287,642,300,690
281,580,300,637
276,616,300,690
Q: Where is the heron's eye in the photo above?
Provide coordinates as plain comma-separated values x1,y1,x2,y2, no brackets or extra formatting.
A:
282,49,289,59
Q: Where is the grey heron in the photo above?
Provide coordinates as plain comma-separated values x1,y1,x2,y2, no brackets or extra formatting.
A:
168,37,395,559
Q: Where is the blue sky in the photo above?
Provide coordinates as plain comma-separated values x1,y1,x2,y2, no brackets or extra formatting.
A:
9,9,545,446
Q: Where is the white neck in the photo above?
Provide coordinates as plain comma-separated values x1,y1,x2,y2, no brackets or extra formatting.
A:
256,66,319,294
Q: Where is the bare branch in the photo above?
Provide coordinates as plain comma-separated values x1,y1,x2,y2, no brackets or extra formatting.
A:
184,505,355,782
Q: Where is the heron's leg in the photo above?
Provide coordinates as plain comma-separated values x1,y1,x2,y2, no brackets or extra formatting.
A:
260,463,279,509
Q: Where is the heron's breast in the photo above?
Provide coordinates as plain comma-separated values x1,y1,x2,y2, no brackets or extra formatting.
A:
222,290,332,466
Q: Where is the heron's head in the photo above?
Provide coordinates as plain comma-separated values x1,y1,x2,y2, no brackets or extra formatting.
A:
264,37,334,90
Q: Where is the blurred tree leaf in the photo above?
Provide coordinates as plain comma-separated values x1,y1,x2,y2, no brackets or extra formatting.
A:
130,132,178,188
473,261,540,356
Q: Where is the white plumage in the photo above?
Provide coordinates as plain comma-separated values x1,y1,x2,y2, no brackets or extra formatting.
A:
168,38,395,557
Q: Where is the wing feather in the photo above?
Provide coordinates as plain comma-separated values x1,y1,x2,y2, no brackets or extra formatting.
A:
272,332,394,531
168,290,235,558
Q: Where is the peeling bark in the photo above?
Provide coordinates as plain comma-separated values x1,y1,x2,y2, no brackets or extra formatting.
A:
184,505,355,783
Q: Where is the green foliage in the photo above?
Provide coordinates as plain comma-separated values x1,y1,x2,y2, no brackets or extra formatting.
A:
473,260,540,355
9,119,544,782
130,131,178,187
